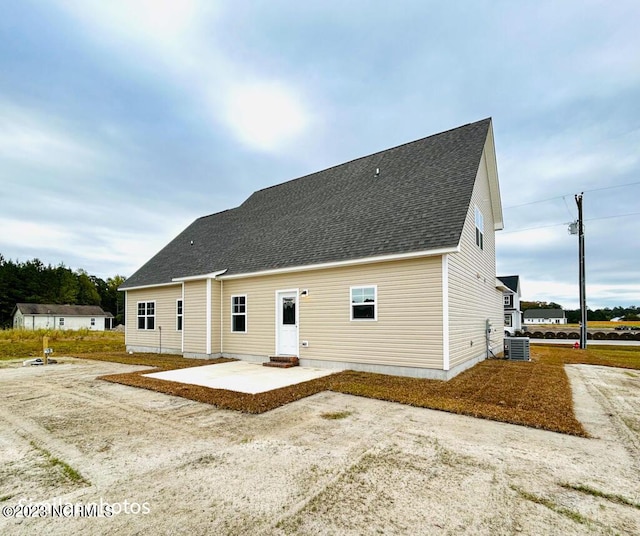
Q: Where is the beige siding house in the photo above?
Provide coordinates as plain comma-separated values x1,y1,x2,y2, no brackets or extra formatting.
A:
121,119,505,379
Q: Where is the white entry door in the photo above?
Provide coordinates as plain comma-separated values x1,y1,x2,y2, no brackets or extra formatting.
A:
276,291,298,355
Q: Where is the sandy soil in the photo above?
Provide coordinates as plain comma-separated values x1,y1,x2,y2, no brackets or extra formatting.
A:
0,358,638,535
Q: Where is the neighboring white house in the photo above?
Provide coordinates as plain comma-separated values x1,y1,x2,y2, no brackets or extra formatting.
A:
523,308,567,325
12,303,113,331
498,275,522,334
120,118,505,380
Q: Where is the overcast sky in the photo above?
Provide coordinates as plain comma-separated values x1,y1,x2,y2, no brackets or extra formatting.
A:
1,1,639,310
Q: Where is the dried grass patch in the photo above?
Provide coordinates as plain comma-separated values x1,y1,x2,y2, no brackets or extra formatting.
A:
93,345,640,436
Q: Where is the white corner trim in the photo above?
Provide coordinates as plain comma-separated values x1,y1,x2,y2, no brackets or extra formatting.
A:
206,278,212,355
181,283,184,353
172,269,228,283
220,247,460,280
442,254,450,371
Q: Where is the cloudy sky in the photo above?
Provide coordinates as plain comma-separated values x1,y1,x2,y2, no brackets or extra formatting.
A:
1,0,639,309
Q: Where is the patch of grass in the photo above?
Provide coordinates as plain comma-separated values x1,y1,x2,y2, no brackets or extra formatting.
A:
76,351,235,370
560,482,640,510
0,329,124,359
96,344,640,436
320,410,353,420
29,440,89,485
512,486,589,525
534,344,640,370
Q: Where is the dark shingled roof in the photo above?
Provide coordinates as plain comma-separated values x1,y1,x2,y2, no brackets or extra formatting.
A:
15,303,109,316
523,309,565,319
498,275,519,293
121,118,492,289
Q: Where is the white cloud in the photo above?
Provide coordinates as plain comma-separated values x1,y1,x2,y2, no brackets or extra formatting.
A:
0,103,98,170
221,81,311,152
57,0,204,51
56,0,316,154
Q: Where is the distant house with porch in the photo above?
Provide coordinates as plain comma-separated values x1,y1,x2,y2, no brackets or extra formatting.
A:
523,308,567,325
12,303,114,331
498,275,522,334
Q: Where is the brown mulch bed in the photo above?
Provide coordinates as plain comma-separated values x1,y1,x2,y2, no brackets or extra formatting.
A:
85,345,640,437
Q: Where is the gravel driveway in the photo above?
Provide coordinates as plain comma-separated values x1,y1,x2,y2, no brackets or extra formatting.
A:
0,358,638,535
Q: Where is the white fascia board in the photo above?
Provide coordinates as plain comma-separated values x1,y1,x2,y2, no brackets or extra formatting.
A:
119,281,182,292
483,121,504,231
171,269,228,283
219,246,460,280
496,279,509,291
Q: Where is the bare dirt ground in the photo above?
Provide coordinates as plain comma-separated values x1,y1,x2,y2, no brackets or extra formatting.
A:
0,358,638,535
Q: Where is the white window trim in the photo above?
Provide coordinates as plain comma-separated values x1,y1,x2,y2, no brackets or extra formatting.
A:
137,300,156,331
474,205,484,250
176,299,183,332
59,317,65,326
231,294,247,333
503,295,511,306
350,285,377,321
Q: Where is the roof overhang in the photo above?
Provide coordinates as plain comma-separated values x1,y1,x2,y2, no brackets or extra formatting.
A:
496,279,509,291
219,247,460,281
172,269,228,283
119,281,183,292
484,120,504,231
119,270,229,291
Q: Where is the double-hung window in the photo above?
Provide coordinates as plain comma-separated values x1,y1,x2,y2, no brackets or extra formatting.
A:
176,299,183,331
351,286,377,320
137,301,155,330
475,206,484,250
231,295,247,332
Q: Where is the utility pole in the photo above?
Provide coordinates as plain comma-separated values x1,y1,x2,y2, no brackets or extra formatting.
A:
575,193,587,349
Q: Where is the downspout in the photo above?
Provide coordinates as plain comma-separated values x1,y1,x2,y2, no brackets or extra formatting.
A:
220,279,224,355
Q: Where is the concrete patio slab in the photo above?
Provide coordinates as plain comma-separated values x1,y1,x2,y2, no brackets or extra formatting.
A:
143,361,337,394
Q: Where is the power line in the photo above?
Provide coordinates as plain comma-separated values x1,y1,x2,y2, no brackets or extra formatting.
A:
503,180,640,210
501,211,640,234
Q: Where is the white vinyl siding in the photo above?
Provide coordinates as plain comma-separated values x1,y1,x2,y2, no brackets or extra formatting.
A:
448,147,504,369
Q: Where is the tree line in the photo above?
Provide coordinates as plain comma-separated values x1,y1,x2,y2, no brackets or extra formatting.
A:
0,255,126,329
520,300,640,323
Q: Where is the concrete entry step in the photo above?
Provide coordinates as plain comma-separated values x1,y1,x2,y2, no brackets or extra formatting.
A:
263,355,299,368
